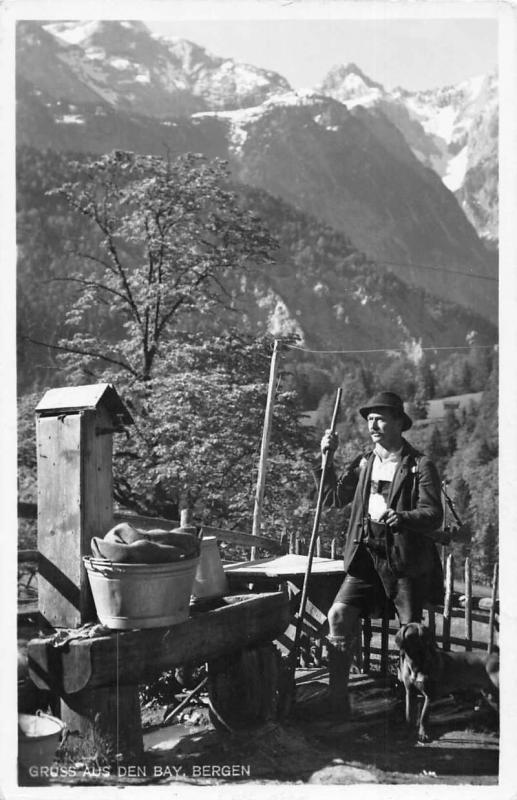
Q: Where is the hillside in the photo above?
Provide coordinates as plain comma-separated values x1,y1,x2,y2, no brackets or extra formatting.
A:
16,147,497,395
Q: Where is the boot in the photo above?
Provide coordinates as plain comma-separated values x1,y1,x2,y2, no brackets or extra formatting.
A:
295,633,356,720
327,634,354,716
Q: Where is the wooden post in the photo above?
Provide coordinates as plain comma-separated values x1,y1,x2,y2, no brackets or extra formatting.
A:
60,684,143,765
442,553,454,652
464,557,472,651
35,385,132,628
488,561,499,654
380,610,390,676
363,617,372,673
331,538,337,560
251,339,282,559
316,537,322,558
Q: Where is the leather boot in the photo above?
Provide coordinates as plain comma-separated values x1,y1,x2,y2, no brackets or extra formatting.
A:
327,634,355,716
295,633,356,719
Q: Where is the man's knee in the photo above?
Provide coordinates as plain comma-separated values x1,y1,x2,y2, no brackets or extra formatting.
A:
328,601,360,635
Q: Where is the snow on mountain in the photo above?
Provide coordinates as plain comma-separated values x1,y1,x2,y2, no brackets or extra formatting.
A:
16,21,497,319
39,20,291,115
319,64,498,242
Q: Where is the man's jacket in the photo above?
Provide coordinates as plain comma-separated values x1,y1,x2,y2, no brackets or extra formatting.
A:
321,439,444,602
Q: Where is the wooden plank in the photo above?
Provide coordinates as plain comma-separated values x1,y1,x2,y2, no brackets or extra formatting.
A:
37,413,84,628
488,561,499,654
367,635,490,654
18,501,37,519
442,553,454,652
82,407,114,618
28,591,289,694
18,550,39,564
464,557,472,651
60,684,143,764
223,554,344,579
113,512,285,554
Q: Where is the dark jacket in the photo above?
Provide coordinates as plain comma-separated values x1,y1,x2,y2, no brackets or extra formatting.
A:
321,439,444,603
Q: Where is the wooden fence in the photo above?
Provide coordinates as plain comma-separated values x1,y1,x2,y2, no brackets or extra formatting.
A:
290,533,499,675
18,503,498,674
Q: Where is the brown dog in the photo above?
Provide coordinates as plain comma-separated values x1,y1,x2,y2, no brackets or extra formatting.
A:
395,622,499,742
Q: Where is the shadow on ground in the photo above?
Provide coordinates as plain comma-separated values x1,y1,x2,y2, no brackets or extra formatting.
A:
142,680,498,785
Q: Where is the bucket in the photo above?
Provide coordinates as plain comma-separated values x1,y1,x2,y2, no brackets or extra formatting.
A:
84,556,199,629
192,536,228,600
18,712,65,770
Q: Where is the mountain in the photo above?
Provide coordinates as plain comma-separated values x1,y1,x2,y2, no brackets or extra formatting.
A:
16,146,496,393
192,92,497,321
20,20,292,115
16,20,497,324
318,64,498,245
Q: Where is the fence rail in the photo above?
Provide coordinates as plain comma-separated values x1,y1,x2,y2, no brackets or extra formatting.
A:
18,505,498,668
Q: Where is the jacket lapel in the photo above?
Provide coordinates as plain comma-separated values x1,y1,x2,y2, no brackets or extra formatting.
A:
360,452,375,511
387,443,413,506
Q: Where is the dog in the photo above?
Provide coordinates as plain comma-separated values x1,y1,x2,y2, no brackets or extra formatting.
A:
395,622,499,742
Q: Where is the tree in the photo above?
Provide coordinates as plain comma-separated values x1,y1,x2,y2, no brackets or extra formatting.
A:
106,332,316,528
26,151,316,535
44,150,277,383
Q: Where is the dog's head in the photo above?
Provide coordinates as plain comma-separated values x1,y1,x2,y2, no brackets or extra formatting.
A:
396,623,436,688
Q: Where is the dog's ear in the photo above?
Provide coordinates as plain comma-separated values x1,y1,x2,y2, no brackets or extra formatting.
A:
395,624,408,648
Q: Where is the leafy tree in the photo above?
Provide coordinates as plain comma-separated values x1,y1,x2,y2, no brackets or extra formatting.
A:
44,150,277,383
22,150,317,540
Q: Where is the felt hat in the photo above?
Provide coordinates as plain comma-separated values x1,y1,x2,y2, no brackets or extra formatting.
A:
359,391,412,431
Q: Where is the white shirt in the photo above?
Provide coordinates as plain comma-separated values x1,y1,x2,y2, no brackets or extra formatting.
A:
368,446,403,521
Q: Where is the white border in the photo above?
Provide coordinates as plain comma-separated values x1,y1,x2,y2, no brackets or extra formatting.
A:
1,2,516,799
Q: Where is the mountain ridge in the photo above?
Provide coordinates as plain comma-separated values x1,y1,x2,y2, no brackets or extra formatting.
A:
16,20,498,325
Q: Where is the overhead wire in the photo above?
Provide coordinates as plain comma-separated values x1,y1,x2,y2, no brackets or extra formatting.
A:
374,258,498,283
285,343,497,355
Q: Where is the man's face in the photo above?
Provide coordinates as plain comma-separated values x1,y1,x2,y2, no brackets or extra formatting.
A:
367,408,404,451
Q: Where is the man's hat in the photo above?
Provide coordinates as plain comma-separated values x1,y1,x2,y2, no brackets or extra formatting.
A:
359,391,412,431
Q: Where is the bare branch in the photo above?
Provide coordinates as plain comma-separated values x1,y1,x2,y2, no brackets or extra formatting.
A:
23,336,138,377
44,276,132,305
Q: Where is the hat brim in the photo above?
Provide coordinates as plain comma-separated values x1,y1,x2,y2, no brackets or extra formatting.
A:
359,404,412,431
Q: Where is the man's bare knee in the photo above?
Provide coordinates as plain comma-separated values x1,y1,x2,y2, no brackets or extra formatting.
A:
328,602,360,636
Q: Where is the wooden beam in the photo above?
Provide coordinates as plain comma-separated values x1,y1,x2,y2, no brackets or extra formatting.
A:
113,513,285,554
488,562,499,654
464,557,472,651
442,553,454,652
28,592,289,695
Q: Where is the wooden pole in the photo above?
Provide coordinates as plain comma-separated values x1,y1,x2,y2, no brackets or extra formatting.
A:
488,561,499,654
251,339,282,560
464,557,472,651
442,553,454,652
291,388,341,671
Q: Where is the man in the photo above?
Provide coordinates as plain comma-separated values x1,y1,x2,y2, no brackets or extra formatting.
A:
316,391,444,717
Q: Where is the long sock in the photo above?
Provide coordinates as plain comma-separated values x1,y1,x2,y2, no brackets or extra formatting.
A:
327,634,356,710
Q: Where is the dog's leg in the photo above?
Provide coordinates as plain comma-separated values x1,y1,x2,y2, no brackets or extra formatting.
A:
417,690,432,743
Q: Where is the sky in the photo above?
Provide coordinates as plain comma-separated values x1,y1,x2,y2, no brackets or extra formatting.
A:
146,18,498,92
